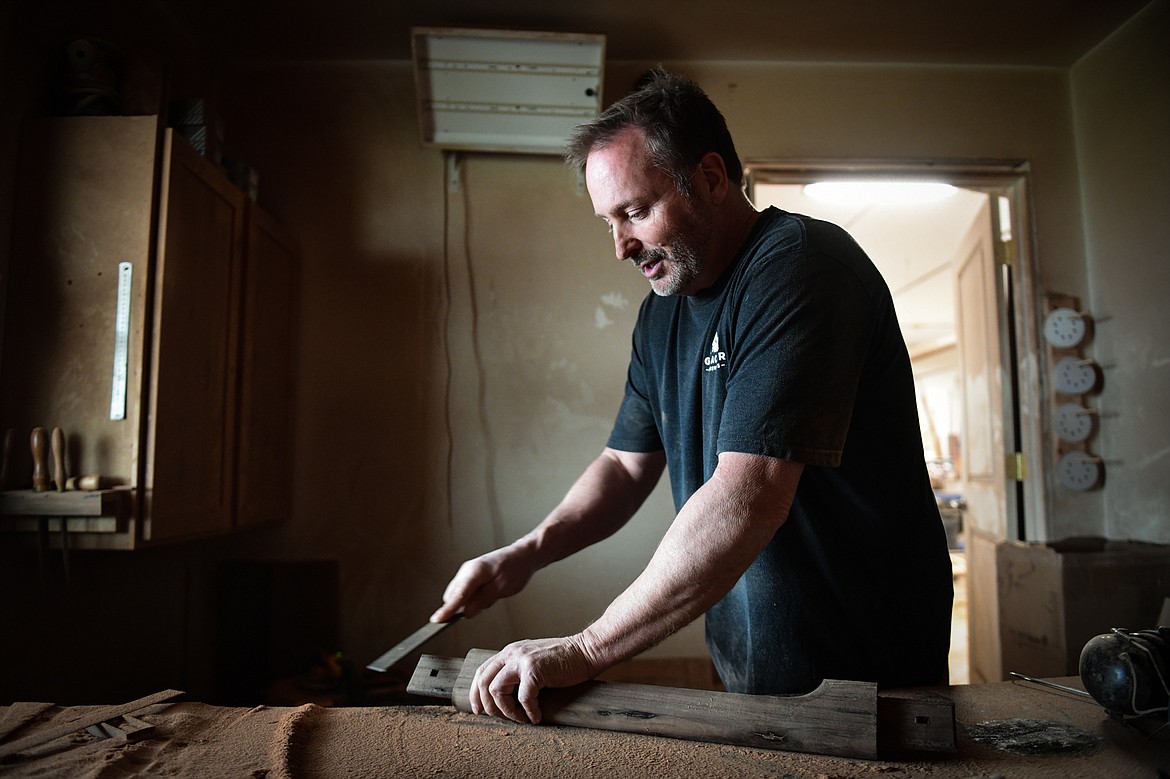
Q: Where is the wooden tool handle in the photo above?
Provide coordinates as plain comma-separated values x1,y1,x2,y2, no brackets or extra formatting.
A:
65,474,106,491
51,427,66,492
30,427,49,492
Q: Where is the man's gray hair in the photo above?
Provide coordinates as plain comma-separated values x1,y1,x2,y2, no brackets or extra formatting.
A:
564,68,743,197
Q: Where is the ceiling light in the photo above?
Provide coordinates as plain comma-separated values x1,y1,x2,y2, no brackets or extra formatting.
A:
803,180,958,206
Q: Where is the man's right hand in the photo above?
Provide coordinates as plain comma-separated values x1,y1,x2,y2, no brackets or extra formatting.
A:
430,541,540,622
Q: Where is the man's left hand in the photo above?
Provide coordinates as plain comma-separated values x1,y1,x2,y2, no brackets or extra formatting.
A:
470,635,599,724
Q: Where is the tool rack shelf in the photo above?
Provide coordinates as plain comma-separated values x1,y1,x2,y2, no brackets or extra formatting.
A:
0,488,133,549
0,115,300,549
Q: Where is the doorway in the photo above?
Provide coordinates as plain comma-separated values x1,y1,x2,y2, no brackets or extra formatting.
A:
747,160,1041,684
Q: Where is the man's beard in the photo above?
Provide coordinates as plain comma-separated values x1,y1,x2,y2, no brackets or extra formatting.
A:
633,203,714,297
635,244,702,297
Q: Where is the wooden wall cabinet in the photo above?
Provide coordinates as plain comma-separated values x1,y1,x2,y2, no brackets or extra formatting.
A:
234,204,300,530
0,115,299,549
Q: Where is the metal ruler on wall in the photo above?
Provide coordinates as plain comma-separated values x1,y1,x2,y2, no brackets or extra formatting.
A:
109,261,132,421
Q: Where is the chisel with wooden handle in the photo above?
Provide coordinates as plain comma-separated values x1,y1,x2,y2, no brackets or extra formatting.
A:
31,427,49,492
51,426,66,491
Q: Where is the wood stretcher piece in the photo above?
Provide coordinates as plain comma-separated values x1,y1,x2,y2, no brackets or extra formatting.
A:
84,714,158,743
0,689,182,760
408,650,955,760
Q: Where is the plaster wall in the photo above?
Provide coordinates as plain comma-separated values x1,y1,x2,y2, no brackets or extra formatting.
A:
219,57,1106,665
1070,0,1170,543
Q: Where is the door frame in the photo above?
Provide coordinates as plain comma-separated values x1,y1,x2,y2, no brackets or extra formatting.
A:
744,158,1047,541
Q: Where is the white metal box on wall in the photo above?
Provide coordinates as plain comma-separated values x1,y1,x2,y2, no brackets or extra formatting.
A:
411,27,605,155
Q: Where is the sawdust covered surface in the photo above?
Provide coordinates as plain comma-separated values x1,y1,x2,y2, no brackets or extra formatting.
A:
4,703,904,778
0,697,1162,779
303,705,889,779
303,706,1160,779
0,702,323,779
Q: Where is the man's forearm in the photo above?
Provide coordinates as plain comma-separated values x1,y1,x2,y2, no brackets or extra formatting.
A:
518,447,666,570
577,453,802,670
463,452,801,724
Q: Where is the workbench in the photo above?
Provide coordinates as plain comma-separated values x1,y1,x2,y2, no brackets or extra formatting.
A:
1,677,1165,778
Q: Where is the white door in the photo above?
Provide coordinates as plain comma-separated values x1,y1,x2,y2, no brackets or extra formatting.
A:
956,194,1018,682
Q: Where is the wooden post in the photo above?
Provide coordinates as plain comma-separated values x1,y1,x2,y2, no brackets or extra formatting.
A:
409,649,955,759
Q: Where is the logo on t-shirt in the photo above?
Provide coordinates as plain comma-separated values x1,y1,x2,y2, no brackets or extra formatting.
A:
704,333,727,373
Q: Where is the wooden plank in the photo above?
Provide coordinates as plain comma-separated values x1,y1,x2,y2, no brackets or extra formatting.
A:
0,689,182,760
120,714,158,741
877,693,958,755
419,651,956,757
0,488,129,518
408,654,463,699
452,649,879,759
83,714,157,743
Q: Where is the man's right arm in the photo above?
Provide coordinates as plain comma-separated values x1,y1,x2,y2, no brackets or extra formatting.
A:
430,447,666,622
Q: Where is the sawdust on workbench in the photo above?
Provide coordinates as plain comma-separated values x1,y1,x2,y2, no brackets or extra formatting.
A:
0,699,1156,778
0,703,298,778
300,705,905,779
268,703,323,779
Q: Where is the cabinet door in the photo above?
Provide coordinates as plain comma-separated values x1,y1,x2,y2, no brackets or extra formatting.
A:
143,130,245,542
235,203,300,527
0,117,158,496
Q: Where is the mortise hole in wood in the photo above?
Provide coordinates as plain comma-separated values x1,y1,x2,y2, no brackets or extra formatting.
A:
915,716,930,725
430,669,439,677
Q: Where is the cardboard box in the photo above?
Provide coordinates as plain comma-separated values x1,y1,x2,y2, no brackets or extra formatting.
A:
997,538,1170,677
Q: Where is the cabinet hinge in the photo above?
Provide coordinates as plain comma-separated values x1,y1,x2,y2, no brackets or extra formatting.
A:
1012,452,1026,481
998,239,1014,267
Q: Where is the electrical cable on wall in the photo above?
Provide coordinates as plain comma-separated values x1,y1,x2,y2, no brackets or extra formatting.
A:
458,160,506,554
441,152,455,531
440,151,516,638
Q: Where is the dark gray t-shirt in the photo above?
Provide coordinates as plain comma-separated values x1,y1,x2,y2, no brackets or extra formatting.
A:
608,207,953,694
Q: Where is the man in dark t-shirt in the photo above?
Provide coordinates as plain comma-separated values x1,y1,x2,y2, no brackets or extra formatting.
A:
608,206,952,694
431,68,953,724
